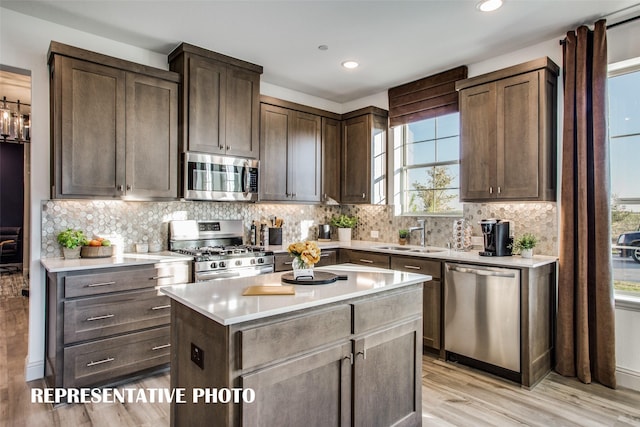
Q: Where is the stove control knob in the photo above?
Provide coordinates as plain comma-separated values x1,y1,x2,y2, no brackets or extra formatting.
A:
250,258,256,265
210,262,217,269
257,257,264,264
235,260,242,266
219,261,226,268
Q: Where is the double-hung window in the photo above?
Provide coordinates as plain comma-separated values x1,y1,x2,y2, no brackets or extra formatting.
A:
393,113,462,216
608,60,640,297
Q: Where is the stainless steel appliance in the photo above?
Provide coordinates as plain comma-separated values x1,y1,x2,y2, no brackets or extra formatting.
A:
183,152,259,202
444,262,520,377
479,218,513,256
169,220,274,282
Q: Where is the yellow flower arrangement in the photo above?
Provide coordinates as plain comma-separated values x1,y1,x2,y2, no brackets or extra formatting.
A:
287,240,322,266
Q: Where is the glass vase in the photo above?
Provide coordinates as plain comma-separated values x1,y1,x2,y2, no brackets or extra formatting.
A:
292,257,314,279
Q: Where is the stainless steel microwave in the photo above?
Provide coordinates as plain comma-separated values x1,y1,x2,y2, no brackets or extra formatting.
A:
183,152,259,202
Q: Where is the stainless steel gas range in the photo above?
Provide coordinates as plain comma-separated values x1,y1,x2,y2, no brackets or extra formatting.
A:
169,220,275,282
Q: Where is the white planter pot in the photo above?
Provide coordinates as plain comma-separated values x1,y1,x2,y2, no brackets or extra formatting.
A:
337,228,352,242
62,247,81,259
520,248,533,258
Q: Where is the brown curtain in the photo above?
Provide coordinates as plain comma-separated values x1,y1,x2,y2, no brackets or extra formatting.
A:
556,19,616,388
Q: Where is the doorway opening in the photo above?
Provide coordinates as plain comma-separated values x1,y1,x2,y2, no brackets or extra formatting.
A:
0,65,31,297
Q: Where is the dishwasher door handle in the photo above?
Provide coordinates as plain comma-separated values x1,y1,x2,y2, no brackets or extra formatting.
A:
446,265,517,278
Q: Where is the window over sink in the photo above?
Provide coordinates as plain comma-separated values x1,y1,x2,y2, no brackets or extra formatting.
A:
393,113,462,216
609,58,640,298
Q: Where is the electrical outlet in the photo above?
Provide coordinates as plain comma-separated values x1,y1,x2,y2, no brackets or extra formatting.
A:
191,343,204,369
371,230,379,239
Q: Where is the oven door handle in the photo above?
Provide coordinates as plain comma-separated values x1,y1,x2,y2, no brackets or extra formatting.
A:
197,271,242,281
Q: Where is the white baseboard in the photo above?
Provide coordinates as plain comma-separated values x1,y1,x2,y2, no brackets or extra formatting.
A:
24,358,44,382
616,366,640,391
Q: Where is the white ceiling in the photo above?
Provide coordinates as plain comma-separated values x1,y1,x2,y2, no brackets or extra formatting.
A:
2,0,640,103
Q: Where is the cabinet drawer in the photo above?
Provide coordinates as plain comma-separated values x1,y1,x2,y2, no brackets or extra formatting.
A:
352,287,422,334
275,251,337,271
63,326,170,387
344,250,390,268
64,288,171,344
64,265,159,298
240,305,351,370
316,250,337,267
390,256,441,279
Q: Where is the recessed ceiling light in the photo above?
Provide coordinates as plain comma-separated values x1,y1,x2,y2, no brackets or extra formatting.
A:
318,45,328,51
341,60,359,69
477,0,503,12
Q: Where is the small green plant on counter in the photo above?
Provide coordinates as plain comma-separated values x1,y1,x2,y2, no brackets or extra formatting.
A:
56,228,87,249
514,233,537,252
330,214,358,229
398,229,409,239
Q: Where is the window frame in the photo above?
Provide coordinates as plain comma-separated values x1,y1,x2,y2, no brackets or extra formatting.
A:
392,113,462,217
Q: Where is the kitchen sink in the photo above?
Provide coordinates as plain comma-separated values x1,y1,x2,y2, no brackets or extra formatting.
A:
374,245,447,254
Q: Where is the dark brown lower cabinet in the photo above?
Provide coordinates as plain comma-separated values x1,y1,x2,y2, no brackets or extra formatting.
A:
170,284,423,426
44,261,190,388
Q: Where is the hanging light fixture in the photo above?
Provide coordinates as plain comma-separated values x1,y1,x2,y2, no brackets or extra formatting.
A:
13,100,24,141
0,97,11,138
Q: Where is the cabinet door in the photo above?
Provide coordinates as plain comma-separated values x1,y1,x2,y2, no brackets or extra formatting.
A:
187,56,226,154
225,66,260,158
496,71,540,199
322,117,341,203
290,111,321,202
241,342,352,427
56,56,125,197
423,280,441,350
353,318,422,427
459,82,497,201
341,115,371,203
390,256,442,351
125,73,178,198
259,104,289,200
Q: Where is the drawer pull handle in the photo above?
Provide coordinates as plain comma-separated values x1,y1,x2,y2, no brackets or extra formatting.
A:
283,261,293,265
151,304,171,310
86,314,115,321
320,253,331,258
404,265,421,270
87,281,116,288
152,275,175,280
359,259,374,264
356,350,367,360
87,357,114,367
152,344,171,351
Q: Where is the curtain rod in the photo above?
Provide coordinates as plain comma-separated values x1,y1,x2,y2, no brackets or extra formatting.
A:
559,14,640,45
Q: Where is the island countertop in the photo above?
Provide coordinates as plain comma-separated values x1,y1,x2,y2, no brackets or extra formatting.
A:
160,263,431,326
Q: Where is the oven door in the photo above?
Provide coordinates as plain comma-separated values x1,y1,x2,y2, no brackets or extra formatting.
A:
184,152,258,202
194,265,274,282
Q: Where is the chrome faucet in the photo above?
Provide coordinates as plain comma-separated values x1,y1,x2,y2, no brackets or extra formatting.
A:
408,219,426,246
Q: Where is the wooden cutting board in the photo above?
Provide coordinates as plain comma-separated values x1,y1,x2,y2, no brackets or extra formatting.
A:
242,285,295,296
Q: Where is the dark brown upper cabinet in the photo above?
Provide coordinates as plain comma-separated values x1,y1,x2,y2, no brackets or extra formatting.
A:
169,43,262,159
321,117,341,204
341,107,388,204
48,42,179,200
456,57,559,202
259,103,322,202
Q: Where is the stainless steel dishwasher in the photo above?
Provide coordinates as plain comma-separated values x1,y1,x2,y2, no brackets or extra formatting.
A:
444,262,520,373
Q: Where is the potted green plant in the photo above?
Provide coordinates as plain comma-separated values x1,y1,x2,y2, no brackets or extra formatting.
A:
398,229,409,245
514,233,537,258
56,228,87,259
330,214,358,242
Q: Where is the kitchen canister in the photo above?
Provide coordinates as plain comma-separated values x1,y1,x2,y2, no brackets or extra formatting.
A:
452,219,472,251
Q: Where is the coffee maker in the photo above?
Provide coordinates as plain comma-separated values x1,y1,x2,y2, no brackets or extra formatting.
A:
479,219,513,257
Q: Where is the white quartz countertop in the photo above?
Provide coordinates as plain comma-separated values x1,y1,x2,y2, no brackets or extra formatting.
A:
266,240,557,269
160,263,431,326
40,252,193,272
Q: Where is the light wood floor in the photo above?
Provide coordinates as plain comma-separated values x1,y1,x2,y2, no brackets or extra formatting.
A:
2,272,639,426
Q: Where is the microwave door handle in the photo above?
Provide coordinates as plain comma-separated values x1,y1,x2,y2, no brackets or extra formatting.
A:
243,161,250,194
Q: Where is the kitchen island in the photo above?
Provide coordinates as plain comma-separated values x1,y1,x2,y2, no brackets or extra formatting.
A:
160,264,430,427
